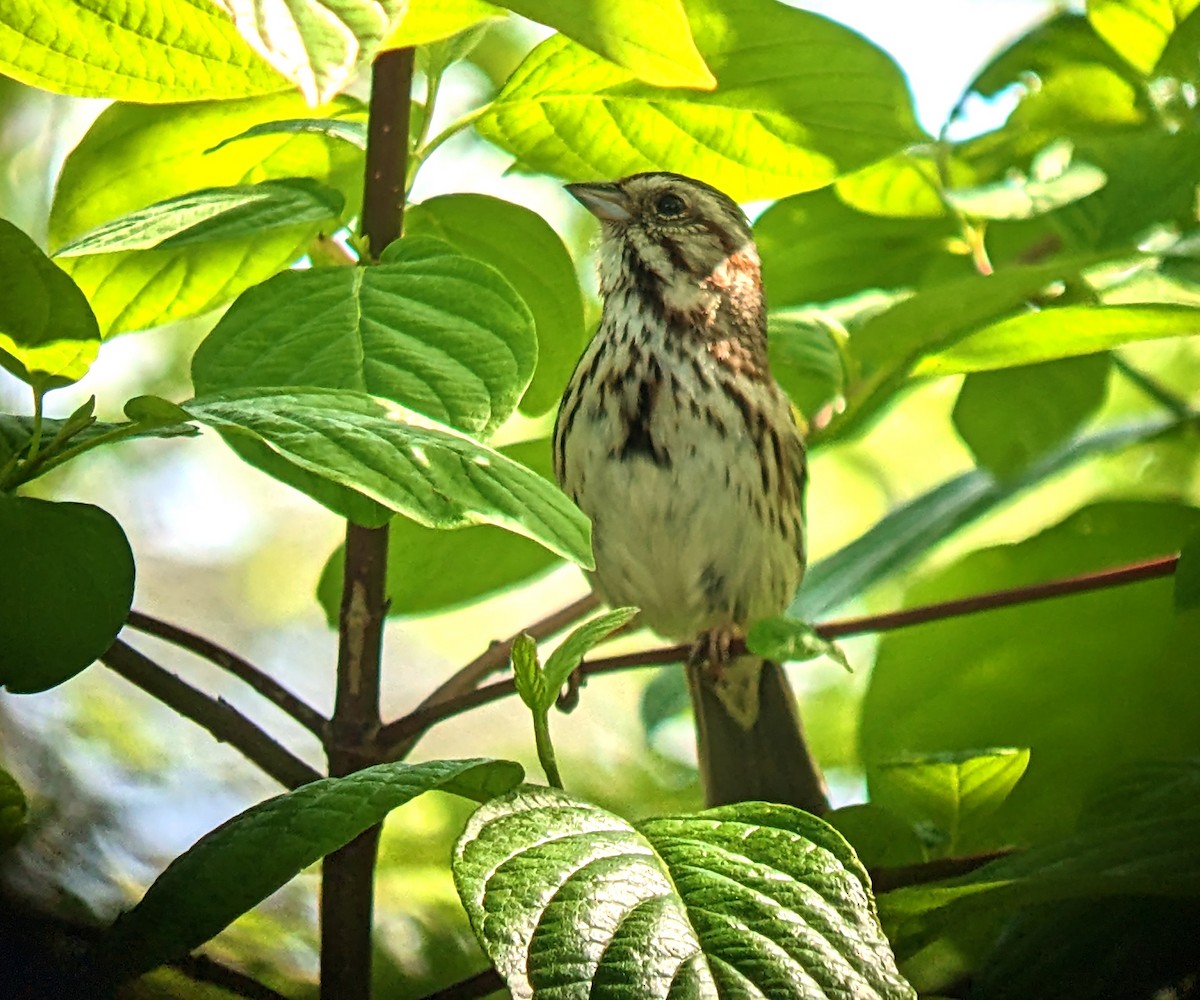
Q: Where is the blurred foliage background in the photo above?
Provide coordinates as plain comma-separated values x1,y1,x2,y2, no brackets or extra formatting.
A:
2,0,1200,996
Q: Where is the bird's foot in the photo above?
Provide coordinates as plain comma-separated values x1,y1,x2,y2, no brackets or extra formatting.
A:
688,625,762,730
688,624,744,683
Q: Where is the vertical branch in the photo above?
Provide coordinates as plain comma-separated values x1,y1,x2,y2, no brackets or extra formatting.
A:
319,45,414,1000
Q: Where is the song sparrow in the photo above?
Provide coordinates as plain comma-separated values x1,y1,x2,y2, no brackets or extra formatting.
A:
554,172,828,812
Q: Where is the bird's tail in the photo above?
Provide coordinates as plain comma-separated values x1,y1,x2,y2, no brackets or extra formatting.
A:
687,656,829,813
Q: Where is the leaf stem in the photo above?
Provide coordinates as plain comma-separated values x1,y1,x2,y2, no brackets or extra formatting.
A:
533,710,564,789
25,387,44,463
10,421,144,488
1112,354,1193,419
410,104,489,181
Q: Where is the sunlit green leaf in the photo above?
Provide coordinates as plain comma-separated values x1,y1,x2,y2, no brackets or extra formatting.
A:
206,116,369,153
407,194,584,416
192,235,536,438
384,0,503,49
49,94,363,336
952,354,1112,478
494,0,714,88
746,615,850,670
96,758,524,984
1087,0,1189,75
0,496,134,693
541,607,638,705
945,145,1107,221
455,787,915,998
213,0,408,104
922,304,1200,375
184,388,593,566
835,150,973,220
0,0,286,102
476,0,921,201
0,219,99,391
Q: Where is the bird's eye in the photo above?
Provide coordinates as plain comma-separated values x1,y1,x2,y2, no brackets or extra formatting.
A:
654,192,687,217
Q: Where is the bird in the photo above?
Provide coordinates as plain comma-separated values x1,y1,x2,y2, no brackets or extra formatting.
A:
553,171,828,812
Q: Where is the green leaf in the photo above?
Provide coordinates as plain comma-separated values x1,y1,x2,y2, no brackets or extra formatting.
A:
0,414,197,471
184,388,593,567
493,0,714,89
384,0,503,49
511,633,544,710
0,0,286,102
860,500,1200,845
193,235,535,438
0,219,99,391
746,615,850,671
53,179,344,257
316,437,562,622
1175,532,1200,612
407,194,585,416
756,188,964,308
541,607,638,707
49,94,363,336
868,749,1031,858
0,497,134,693
825,803,927,870
454,787,915,999
834,150,968,220
879,760,1200,947
952,354,1112,478
476,0,921,201
214,0,408,104
791,413,1181,620
96,758,523,983
1088,0,1180,74
123,395,195,428
921,304,1200,376
0,768,28,852
1155,5,1200,81
766,312,846,419
945,143,1107,221
206,116,369,153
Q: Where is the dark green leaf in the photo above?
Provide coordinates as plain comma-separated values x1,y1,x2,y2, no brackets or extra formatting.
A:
123,395,195,428
952,355,1112,478
476,0,922,201
407,194,585,416
1176,532,1200,612
0,768,28,852
0,497,134,692
541,608,638,707
825,803,927,870
766,313,845,419
184,388,593,567
861,501,1200,845
746,615,850,670
96,758,523,983
0,219,99,391
454,787,915,999
868,749,1031,858
54,179,344,257
192,235,536,438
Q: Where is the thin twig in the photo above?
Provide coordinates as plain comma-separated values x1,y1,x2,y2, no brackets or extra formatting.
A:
173,953,294,1000
126,610,330,740
101,639,321,789
376,554,1180,743
869,848,1015,894
375,593,598,759
419,967,505,1000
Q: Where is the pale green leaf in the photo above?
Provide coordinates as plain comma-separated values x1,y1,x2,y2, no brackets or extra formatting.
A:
384,0,502,49
476,0,921,201
49,94,363,336
494,0,714,89
0,219,99,391
0,0,287,102
1088,0,1179,74
213,0,408,104
541,607,638,706
746,615,850,671
206,116,368,153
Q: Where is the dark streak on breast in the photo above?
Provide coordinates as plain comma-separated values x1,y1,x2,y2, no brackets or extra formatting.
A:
618,355,671,468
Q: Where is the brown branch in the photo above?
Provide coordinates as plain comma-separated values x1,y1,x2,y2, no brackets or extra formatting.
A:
100,638,321,789
869,848,1015,894
376,554,1180,743
420,968,505,1000
125,609,329,740
172,953,294,1000
320,44,414,1000
375,592,598,759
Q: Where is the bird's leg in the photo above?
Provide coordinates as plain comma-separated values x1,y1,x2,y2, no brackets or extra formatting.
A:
688,625,762,729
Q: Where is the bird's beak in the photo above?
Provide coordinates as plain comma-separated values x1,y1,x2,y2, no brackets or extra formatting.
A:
566,182,632,223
